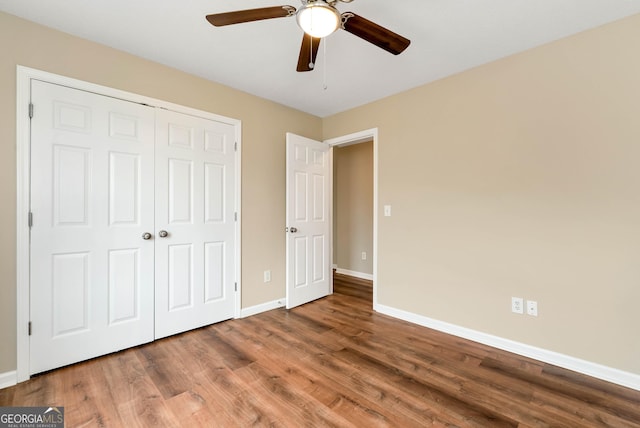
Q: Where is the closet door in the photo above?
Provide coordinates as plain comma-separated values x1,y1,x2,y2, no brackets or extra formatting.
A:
30,80,155,374
154,109,236,339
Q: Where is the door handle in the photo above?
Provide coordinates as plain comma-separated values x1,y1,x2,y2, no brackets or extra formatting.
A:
289,227,298,233
158,230,169,238
142,232,152,240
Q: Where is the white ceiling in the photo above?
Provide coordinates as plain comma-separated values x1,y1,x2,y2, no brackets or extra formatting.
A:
2,1,639,117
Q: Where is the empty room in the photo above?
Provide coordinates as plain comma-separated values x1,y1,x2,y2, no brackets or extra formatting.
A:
1,1,639,426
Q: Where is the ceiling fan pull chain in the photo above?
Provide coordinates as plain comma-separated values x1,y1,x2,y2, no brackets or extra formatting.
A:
323,36,328,90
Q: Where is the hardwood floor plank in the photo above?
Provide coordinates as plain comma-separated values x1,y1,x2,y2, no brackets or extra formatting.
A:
340,331,580,427
136,340,195,400
254,352,424,427
330,347,517,427
102,349,179,427
242,360,363,428
482,357,640,426
59,360,121,427
200,327,256,371
2,273,639,427
195,366,284,426
164,389,218,426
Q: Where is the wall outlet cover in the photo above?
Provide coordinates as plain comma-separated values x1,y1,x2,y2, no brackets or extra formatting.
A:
511,297,524,314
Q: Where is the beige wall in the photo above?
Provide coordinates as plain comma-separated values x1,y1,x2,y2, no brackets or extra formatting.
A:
323,14,640,374
0,12,322,374
333,142,373,275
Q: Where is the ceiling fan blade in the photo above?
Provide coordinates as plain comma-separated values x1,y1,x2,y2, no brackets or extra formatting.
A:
206,6,296,27
296,33,321,72
341,13,410,55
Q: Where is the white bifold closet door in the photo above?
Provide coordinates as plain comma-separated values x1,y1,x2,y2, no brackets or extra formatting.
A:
30,80,156,374
154,109,236,339
29,80,236,374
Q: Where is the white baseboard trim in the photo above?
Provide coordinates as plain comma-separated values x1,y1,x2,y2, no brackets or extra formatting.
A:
375,303,640,391
335,268,373,281
0,370,17,389
240,298,285,318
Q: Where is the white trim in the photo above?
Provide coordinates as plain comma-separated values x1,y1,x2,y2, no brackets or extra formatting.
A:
328,147,334,295
0,371,17,389
335,268,373,281
16,67,32,383
18,67,240,126
325,128,378,304
240,299,285,318
16,65,242,383
234,120,242,320
375,303,640,392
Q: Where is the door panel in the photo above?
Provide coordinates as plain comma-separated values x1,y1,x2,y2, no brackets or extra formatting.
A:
168,159,194,223
204,163,225,222
108,249,140,324
155,109,236,339
204,242,225,301
30,80,155,374
109,152,141,225
286,133,331,309
51,252,89,336
53,146,90,225
168,243,194,311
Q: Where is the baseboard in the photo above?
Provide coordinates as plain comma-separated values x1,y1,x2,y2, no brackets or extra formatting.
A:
240,298,285,318
375,303,640,392
0,370,17,389
335,268,373,281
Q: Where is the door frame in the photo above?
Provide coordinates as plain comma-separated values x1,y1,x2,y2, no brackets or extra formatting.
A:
15,66,243,383
324,128,379,306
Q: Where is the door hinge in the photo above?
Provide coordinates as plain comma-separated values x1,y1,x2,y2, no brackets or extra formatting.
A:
28,103,34,119
234,212,237,222
234,141,238,152
28,211,33,228
28,321,32,336
234,282,238,292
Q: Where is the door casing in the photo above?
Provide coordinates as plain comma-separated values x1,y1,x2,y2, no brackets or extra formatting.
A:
15,66,242,383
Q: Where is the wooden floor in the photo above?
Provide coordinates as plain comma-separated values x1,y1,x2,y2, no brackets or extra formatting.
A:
2,273,639,427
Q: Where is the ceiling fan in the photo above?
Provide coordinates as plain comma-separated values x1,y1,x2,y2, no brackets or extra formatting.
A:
205,0,411,72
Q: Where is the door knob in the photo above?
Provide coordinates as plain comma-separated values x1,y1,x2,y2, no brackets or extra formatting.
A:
290,227,298,233
158,230,169,238
142,232,152,240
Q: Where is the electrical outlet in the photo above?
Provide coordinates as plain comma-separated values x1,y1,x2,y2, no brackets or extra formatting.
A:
361,252,367,260
527,300,538,317
511,297,524,314
263,270,271,283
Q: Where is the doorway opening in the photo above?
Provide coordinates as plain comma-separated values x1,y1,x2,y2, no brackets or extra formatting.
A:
326,129,378,306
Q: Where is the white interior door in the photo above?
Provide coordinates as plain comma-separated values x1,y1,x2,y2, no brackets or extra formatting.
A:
286,133,331,309
154,109,237,339
30,80,155,374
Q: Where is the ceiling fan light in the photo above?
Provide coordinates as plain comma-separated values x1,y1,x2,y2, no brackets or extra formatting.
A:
296,2,340,38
